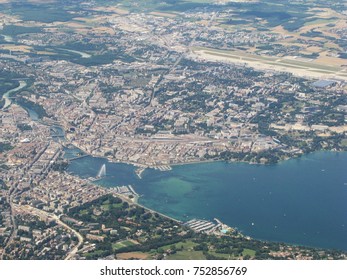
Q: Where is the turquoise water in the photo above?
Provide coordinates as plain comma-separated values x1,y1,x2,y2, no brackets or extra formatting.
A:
67,152,347,251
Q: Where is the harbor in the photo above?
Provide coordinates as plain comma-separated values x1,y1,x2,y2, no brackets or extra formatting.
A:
184,219,217,233
183,218,233,235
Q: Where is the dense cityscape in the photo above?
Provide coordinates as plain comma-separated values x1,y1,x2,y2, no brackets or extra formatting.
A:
0,0,346,260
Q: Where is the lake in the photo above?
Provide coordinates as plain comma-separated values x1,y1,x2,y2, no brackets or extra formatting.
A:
67,151,347,251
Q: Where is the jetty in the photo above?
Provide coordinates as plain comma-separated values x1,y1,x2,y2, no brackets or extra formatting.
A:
128,185,139,197
110,185,140,202
135,167,146,179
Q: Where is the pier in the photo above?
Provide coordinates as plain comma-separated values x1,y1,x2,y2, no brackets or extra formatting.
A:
128,185,139,197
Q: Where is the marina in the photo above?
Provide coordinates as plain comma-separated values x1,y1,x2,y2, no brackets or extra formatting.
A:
184,219,217,232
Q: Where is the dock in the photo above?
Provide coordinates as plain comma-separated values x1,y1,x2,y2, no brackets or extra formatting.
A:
154,165,172,171
183,219,217,233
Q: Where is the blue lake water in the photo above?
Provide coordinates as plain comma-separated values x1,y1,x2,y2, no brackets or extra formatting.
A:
67,151,347,251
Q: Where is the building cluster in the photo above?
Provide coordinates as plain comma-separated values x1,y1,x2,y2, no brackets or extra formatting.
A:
0,1,346,259
3,212,76,260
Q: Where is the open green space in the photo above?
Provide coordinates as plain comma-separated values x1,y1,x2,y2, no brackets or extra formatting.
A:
15,97,48,119
0,3,76,23
159,240,198,251
0,25,42,36
166,250,205,260
112,240,138,250
0,80,19,97
242,248,256,257
0,142,13,153
209,252,231,259
84,250,106,259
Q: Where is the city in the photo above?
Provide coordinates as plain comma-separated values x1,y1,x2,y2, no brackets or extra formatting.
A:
0,0,346,260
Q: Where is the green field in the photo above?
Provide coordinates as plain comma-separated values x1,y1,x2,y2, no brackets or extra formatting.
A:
0,25,42,36
341,139,347,147
166,250,206,260
112,240,138,250
160,240,198,251
242,248,256,257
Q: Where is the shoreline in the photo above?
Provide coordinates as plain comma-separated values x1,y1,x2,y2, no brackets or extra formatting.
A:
65,142,347,172
7,70,345,255
65,148,347,252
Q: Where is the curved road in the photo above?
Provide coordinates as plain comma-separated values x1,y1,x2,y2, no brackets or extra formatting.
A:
17,205,84,260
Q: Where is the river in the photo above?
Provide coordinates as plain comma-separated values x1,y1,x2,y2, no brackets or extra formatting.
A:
67,151,347,251
59,48,92,58
1,80,27,109
1,34,14,43
10,89,66,141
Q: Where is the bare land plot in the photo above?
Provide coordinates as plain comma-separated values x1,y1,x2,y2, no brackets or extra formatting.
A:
116,252,149,260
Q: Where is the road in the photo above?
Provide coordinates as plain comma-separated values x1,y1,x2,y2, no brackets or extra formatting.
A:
17,205,84,260
0,188,17,260
148,12,218,106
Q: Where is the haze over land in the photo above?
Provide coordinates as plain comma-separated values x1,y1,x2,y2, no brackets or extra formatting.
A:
0,0,346,260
